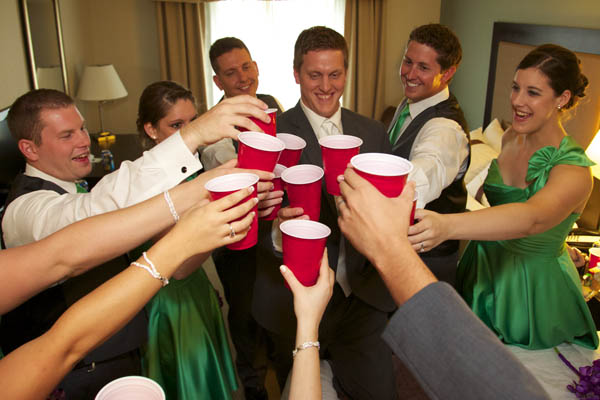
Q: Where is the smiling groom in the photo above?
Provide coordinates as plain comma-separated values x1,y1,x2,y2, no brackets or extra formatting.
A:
252,26,396,399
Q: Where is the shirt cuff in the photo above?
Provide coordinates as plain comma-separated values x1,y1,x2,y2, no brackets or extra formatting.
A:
150,131,203,177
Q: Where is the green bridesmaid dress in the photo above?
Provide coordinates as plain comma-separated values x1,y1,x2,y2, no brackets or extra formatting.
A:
143,266,238,399
457,135,598,350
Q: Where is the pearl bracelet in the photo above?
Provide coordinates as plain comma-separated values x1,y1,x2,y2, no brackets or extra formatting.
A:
292,341,320,358
132,252,169,286
164,190,179,223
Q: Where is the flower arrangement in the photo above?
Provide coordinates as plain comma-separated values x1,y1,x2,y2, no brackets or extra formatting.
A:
556,347,600,399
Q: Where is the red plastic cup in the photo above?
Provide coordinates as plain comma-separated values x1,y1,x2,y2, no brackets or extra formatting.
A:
319,135,363,196
276,133,307,167
239,108,278,136
410,192,418,225
281,164,324,221
263,164,287,221
280,219,331,287
237,132,285,172
205,173,259,250
95,376,165,400
590,248,600,270
351,153,414,198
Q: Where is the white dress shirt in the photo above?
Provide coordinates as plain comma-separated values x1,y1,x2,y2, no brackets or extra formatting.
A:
200,138,237,170
391,87,469,208
3,131,202,248
300,100,343,140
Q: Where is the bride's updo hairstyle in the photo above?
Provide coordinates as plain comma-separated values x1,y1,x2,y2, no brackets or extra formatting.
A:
517,44,588,110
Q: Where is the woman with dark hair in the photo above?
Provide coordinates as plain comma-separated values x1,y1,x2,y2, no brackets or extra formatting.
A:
134,80,238,399
409,44,598,350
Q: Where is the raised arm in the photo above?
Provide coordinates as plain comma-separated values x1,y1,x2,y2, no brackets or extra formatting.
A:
409,162,592,252
180,95,270,152
0,162,274,314
280,251,334,400
0,187,257,400
336,169,550,400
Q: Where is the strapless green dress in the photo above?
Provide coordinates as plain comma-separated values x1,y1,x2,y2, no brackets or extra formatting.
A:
457,135,598,350
143,267,238,399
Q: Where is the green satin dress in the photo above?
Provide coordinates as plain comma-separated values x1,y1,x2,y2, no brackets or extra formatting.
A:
143,267,238,399
457,135,598,350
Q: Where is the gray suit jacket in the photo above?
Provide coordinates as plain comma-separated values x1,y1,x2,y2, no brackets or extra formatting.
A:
252,102,394,336
382,282,550,400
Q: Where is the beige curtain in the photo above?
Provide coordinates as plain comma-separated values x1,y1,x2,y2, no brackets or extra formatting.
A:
343,0,386,121
155,1,208,112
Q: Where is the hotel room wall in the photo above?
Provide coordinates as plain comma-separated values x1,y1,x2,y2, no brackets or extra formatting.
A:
441,0,600,131
61,0,161,134
1,0,440,130
0,1,30,110
382,0,441,117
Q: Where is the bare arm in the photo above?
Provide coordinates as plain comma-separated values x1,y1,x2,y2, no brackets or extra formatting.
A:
280,252,334,400
0,161,274,314
408,163,592,252
0,187,257,400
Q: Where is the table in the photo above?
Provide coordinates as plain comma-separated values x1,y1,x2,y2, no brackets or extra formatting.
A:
509,335,600,399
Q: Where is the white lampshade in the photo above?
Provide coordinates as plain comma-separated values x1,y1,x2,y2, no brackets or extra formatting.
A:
76,64,127,101
586,129,600,179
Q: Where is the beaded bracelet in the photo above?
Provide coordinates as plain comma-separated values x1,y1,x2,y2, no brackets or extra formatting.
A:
292,341,320,358
132,252,169,286
164,190,179,222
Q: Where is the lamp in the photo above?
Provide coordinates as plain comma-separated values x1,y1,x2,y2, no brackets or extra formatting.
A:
586,129,600,179
577,129,600,234
76,64,127,133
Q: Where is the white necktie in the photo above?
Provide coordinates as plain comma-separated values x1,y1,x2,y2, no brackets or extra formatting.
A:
322,119,341,137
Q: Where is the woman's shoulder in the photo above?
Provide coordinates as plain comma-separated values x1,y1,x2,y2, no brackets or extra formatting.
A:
531,135,593,169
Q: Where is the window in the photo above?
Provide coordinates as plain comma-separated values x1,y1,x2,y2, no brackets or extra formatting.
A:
204,0,346,110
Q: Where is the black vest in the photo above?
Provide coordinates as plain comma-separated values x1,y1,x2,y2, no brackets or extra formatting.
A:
0,174,147,362
392,93,470,256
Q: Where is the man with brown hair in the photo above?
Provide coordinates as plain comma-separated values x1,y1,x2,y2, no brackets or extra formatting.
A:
204,36,285,400
253,26,396,399
202,36,283,169
389,24,470,285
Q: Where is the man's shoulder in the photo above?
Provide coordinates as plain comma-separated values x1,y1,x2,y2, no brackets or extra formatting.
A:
257,93,276,102
341,108,386,132
257,94,282,113
278,103,303,124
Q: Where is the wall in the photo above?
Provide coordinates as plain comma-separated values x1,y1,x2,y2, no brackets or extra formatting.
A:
441,0,600,130
0,1,30,109
383,0,441,111
3,0,437,127
1,0,160,133
62,0,161,134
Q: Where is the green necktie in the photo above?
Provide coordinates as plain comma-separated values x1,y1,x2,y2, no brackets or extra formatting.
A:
75,181,88,193
389,103,410,145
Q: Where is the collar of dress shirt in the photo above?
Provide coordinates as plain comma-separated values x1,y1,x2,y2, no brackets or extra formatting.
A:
24,163,77,194
300,99,343,140
407,86,450,120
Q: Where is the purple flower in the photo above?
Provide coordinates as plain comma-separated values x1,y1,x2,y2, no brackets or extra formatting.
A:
556,347,600,399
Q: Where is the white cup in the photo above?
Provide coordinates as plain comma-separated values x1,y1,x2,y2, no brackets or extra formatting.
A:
95,376,165,400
